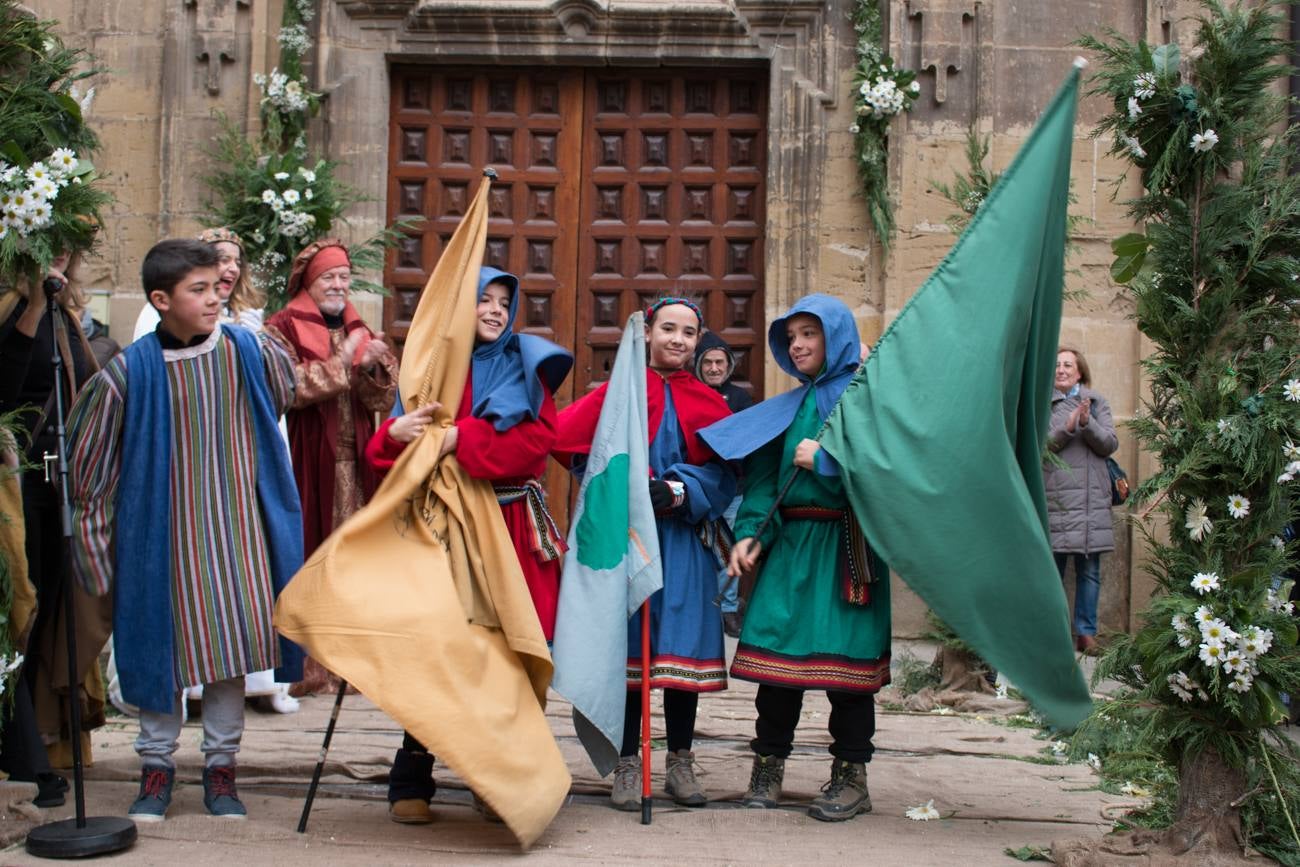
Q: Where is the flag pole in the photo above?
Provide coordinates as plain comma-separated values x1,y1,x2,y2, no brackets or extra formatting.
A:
713,468,801,605
640,600,652,825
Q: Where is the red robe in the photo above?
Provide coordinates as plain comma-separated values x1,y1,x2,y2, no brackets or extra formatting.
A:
365,378,563,639
553,367,730,464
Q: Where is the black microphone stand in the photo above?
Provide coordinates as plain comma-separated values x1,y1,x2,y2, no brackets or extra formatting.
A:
25,277,136,858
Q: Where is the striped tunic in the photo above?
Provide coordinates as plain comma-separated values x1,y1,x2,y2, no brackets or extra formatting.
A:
68,328,295,689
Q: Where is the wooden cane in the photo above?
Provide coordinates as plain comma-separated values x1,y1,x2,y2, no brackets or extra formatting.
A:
296,678,349,833
640,601,652,825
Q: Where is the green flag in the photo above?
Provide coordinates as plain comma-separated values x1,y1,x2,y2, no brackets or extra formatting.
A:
820,66,1091,729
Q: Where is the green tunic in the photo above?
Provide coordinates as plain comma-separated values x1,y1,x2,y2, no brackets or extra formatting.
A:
730,388,891,692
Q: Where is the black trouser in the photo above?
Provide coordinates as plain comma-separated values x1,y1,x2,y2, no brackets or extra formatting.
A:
619,688,698,757
752,684,876,764
387,730,436,802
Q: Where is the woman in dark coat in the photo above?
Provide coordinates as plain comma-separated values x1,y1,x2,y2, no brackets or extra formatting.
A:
1043,346,1119,654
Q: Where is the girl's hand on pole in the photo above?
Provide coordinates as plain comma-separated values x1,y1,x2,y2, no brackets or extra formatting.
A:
729,537,762,577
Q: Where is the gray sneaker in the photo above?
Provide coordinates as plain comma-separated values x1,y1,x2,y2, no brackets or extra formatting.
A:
808,759,870,822
202,766,247,819
664,749,707,807
128,766,174,823
741,754,785,808
610,756,641,812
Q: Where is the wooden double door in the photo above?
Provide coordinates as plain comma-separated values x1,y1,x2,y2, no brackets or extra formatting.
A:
384,65,769,407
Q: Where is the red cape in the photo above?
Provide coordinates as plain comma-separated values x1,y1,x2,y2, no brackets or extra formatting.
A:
554,367,730,466
266,292,380,556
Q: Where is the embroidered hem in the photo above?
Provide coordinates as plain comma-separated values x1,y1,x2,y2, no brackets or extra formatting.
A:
730,644,891,693
625,654,727,692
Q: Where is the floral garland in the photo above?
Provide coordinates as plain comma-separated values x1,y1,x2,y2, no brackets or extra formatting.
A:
1077,1,1300,859
850,1,918,249
0,1,112,287
202,0,404,309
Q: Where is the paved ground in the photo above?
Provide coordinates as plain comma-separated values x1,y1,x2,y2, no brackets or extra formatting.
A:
3,641,1129,866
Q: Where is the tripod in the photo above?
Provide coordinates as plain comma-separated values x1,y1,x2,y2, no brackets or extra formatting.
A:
25,277,136,858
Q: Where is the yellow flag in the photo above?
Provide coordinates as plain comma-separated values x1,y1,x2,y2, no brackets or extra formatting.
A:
274,174,571,846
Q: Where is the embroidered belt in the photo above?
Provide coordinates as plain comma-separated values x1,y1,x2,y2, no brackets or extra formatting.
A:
778,506,877,607
493,479,568,563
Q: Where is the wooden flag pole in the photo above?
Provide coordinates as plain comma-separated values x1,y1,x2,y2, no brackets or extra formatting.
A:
640,600,652,825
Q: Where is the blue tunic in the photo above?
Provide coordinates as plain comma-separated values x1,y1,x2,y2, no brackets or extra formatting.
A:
626,384,735,691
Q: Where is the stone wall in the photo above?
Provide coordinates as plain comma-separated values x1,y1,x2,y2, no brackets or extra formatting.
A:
24,0,1204,637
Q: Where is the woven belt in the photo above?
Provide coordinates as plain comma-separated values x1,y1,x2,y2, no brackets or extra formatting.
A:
778,506,875,606
493,479,567,562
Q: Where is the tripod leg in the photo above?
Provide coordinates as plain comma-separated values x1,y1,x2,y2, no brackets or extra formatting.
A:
296,679,348,833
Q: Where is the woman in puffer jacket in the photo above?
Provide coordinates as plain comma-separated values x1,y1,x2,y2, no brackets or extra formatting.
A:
1044,346,1119,655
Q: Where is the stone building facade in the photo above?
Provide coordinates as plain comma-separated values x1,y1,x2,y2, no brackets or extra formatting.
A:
32,0,1220,636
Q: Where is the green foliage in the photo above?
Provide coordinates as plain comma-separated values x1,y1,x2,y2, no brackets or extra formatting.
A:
1078,8,1300,857
199,0,414,310
1003,845,1052,862
849,1,919,249
0,0,113,286
891,646,941,694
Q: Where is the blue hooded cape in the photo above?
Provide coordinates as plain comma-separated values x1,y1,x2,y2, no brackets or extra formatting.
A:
699,293,860,461
470,266,573,430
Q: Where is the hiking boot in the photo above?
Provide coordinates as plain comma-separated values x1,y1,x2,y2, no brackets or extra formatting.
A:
610,756,641,812
741,754,785,808
389,798,434,824
808,759,870,822
128,766,174,822
202,766,247,819
664,749,707,807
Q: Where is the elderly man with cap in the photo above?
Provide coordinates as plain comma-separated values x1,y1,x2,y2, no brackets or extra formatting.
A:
264,239,397,693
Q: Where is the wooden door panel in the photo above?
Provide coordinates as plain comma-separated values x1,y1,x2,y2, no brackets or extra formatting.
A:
575,71,767,398
385,66,583,395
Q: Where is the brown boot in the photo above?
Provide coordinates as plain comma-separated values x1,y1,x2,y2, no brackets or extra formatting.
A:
664,749,708,807
389,798,434,824
808,759,870,822
609,756,641,812
741,754,784,808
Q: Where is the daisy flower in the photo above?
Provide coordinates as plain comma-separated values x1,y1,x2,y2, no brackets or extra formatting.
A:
274,171,291,181
1199,618,1237,644
1185,499,1212,541
1120,782,1151,798
1285,442,1300,461
1190,572,1220,595
1121,135,1146,159
1127,97,1143,119
1133,73,1156,99
1238,627,1272,657
1228,672,1253,693
1284,380,1300,402
282,189,300,205
1194,605,1215,624
297,167,317,183
1190,129,1219,152
25,162,50,183
1226,495,1250,519
905,800,941,821
1221,650,1248,674
1171,614,1190,633
49,148,77,173
1087,753,1102,772
1216,418,1231,435
1176,632,1194,648
1198,639,1226,668
261,189,278,204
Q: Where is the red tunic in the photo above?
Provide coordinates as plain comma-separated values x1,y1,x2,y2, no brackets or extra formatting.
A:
364,379,562,639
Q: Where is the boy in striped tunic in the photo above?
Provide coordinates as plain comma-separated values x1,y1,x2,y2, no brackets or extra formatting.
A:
67,240,304,822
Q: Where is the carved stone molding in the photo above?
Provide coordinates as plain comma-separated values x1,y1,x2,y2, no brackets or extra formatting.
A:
905,0,978,105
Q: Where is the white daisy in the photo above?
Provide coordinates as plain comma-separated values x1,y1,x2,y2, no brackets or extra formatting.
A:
1279,471,1294,484
274,171,291,181
1283,379,1300,402
49,148,77,173
1176,632,1194,648
1171,614,1190,633
1087,753,1102,772
1228,672,1253,693
1238,626,1272,657
261,189,277,204
1190,572,1220,595
849,124,860,134
282,189,300,205
1199,618,1237,643
1121,135,1147,159
1217,418,1232,435
1198,639,1226,668
1194,605,1215,623
1221,649,1248,674
1133,73,1156,99
1226,495,1250,519
1128,97,1143,119
25,162,50,183
1190,129,1219,152
1168,678,1194,702
905,800,941,821
1285,441,1300,461
1185,498,1212,541
297,167,317,183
